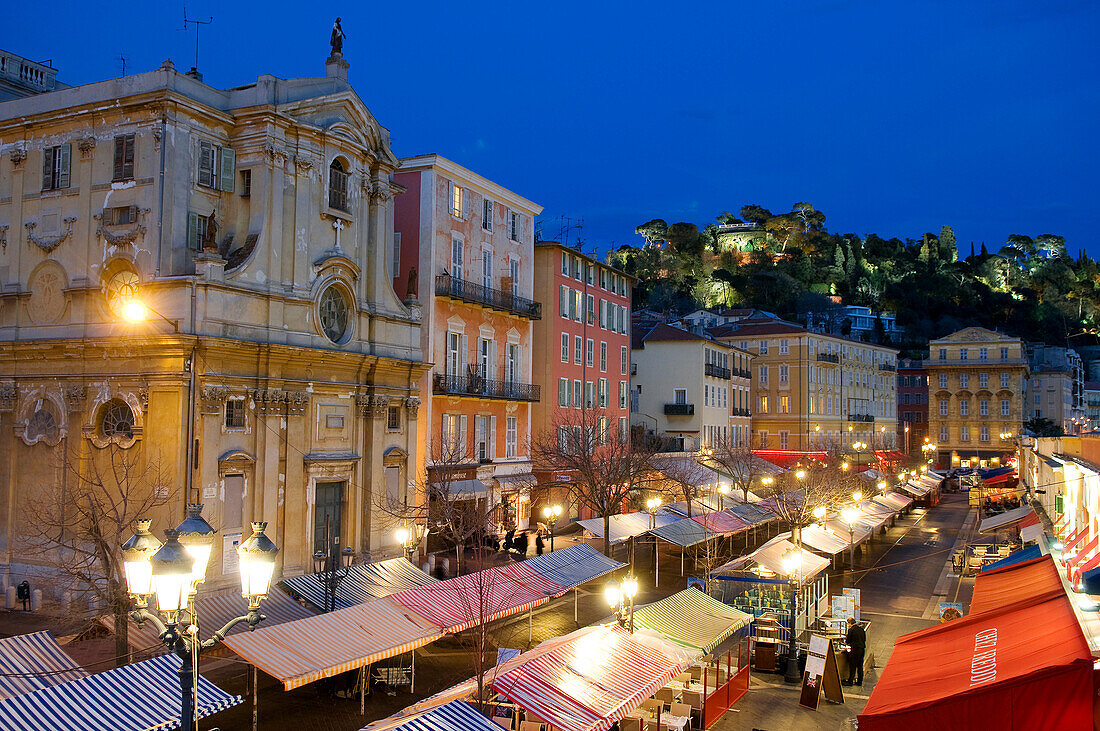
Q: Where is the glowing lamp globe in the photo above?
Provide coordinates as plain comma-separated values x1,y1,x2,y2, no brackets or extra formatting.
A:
150,530,194,614
121,518,161,598
174,504,217,587
237,522,279,604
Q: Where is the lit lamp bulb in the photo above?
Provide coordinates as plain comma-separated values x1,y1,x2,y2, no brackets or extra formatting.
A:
395,527,410,546
812,506,827,521
842,507,859,526
852,491,863,503
877,481,887,491
718,484,731,496
122,299,147,323
623,577,639,599
605,585,622,608
237,522,279,606
795,470,807,480
174,504,216,589
121,519,161,600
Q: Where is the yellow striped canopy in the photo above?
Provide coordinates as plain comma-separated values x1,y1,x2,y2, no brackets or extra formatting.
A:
630,588,752,653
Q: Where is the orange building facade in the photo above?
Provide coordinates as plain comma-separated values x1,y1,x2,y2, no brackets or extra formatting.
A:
394,155,543,531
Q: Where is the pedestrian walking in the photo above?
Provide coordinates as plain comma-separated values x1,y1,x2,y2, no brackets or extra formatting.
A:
535,532,545,556
513,530,529,557
843,616,866,686
17,581,30,611
502,528,515,553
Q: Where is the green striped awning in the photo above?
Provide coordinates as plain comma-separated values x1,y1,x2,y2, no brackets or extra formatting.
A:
631,588,753,654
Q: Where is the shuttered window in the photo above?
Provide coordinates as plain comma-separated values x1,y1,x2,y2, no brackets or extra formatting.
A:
113,134,135,182
41,144,70,191
196,139,235,192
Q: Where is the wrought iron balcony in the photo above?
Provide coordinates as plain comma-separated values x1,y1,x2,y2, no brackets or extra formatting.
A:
433,372,540,402
732,407,751,417
816,353,840,364
879,363,897,372
664,403,695,416
704,363,732,379
847,413,875,422
734,368,753,379
435,273,542,320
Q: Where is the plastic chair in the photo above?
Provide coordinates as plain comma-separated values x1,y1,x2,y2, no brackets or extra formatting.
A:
655,688,675,704
670,702,692,718
689,666,703,681
681,690,704,709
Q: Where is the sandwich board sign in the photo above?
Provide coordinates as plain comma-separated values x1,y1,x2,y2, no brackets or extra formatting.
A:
799,634,844,710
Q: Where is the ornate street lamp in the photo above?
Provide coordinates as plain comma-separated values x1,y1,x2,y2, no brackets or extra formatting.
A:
781,548,804,684
542,504,563,552
123,512,278,729
395,524,424,562
842,506,859,571
605,576,640,632
812,506,827,529
313,538,356,614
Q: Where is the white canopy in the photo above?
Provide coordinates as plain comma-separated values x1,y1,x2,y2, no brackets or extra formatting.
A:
782,524,852,556
827,517,871,545
979,506,1038,534
712,535,830,582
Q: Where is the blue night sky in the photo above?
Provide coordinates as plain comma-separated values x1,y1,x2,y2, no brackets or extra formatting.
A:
7,1,1099,257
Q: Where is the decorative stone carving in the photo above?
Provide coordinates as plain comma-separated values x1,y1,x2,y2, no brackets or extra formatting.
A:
368,181,393,203
28,262,67,324
138,389,149,412
263,144,287,166
15,389,66,447
25,217,77,253
404,396,421,416
152,127,162,151
63,386,86,413
356,394,390,417
78,137,97,159
0,225,7,253
251,388,309,415
294,155,314,172
0,383,17,412
200,385,229,413
9,150,26,169
94,208,149,247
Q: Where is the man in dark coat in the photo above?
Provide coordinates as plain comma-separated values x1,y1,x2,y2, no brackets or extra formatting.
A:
513,530,529,558
843,616,866,686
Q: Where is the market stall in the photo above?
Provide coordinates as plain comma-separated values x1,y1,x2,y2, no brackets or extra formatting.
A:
0,631,87,700
280,556,437,611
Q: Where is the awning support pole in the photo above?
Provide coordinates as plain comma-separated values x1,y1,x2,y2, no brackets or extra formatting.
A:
252,664,258,731
528,606,533,645
411,650,416,694
359,667,365,716
681,547,685,576
574,587,579,623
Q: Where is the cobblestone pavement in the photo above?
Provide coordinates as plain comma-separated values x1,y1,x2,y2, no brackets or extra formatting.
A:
1,494,974,731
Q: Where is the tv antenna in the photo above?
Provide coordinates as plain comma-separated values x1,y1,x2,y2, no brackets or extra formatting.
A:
119,54,126,77
179,7,214,74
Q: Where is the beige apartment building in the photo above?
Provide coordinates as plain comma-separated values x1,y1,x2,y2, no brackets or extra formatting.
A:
709,318,899,453
926,327,1028,468
630,323,751,452
0,49,425,597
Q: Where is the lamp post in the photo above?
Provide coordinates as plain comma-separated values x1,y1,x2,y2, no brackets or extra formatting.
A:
395,523,424,563
122,508,278,730
542,504,563,552
781,548,804,684
313,516,356,614
842,506,859,572
812,506,827,529
605,576,639,632
646,496,662,586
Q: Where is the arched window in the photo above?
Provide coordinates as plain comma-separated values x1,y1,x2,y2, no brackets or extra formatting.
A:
101,399,135,439
319,285,350,343
329,159,348,212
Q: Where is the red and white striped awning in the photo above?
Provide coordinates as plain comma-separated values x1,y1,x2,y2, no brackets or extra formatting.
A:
389,568,550,633
492,624,687,731
222,597,443,690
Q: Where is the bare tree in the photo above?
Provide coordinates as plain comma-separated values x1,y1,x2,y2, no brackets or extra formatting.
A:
651,453,717,518
19,443,172,667
531,408,659,557
757,459,860,545
703,443,773,503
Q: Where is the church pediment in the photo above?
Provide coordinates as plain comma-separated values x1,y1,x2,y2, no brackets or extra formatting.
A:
932,327,1014,344
282,92,397,166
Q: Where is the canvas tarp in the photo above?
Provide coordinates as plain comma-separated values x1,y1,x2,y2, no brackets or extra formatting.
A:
711,536,830,582
279,557,437,611
576,512,679,544
0,631,87,701
630,588,753,653
979,506,1039,534
388,567,550,633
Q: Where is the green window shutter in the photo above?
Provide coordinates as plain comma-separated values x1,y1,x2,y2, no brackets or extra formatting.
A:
42,147,54,190
58,144,71,188
219,147,235,192
113,137,125,181
187,211,200,251
197,140,214,187
1056,493,1064,514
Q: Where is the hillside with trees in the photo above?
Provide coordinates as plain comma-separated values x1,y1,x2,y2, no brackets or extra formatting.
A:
608,203,1100,350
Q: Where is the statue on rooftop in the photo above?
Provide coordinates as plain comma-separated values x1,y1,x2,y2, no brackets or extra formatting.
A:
330,18,346,56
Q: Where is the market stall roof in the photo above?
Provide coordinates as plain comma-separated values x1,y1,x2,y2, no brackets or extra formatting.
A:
372,700,505,731
503,544,625,596
0,653,241,731
897,482,927,499
726,502,776,525
576,512,679,544
978,506,1039,534
491,623,689,731
280,557,437,611
977,466,1016,485
969,555,1064,615
875,491,913,511
222,596,443,690
979,544,1046,574
650,518,718,547
692,510,751,536
0,631,87,700
651,456,722,491
388,567,550,633
859,556,1092,731
631,588,753,653
711,536,831,582
782,524,851,556
826,517,871,545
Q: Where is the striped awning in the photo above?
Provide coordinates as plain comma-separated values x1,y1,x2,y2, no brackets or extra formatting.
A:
631,588,753,653
492,624,686,731
222,596,443,690
389,568,549,633
726,502,776,525
877,491,913,510
381,700,504,731
577,512,679,544
650,518,717,547
0,631,87,700
692,511,751,536
506,545,625,595
0,653,240,731
712,536,831,582
280,557,437,611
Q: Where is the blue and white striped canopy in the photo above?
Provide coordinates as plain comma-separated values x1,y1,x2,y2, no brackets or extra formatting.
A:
0,631,87,700
515,544,625,590
388,699,509,731
280,556,437,611
0,653,241,731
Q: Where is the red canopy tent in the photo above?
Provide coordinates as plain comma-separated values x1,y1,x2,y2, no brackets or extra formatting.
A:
859,556,1095,731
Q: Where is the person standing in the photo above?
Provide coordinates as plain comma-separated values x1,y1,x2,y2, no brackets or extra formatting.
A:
17,581,30,611
513,530,529,558
843,616,866,686
535,532,545,556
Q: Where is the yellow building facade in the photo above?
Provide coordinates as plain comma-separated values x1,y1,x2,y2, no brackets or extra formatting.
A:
926,327,1027,468
709,319,898,453
0,54,426,598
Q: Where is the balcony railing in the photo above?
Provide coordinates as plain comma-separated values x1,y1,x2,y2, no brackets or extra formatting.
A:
664,403,695,416
732,407,751,417
433,372,540,402
847,413,875,422
930,357,1028,367
878,363,896,372
435,273,542,320
817,353,840,364
705,363,732,379
734,368,752,379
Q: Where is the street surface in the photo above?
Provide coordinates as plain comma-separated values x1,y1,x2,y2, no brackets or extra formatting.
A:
0,494,975,731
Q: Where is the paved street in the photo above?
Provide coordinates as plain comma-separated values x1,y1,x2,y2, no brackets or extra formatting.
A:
0,495,974,731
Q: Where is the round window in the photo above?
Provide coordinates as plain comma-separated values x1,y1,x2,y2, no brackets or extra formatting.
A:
101,399,135,439
319,285,350,343
106,271,140,317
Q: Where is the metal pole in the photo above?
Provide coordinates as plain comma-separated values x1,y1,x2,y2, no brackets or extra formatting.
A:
411,650,415,694
528,606,533,645
360,667,365,716
849,526,854,571
574,587,578,623
783,580,800,684
654,537,659,588
252,665,258,731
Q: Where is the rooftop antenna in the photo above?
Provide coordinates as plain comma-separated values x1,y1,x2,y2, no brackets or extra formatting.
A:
179,7,214,76
119,54,126,77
